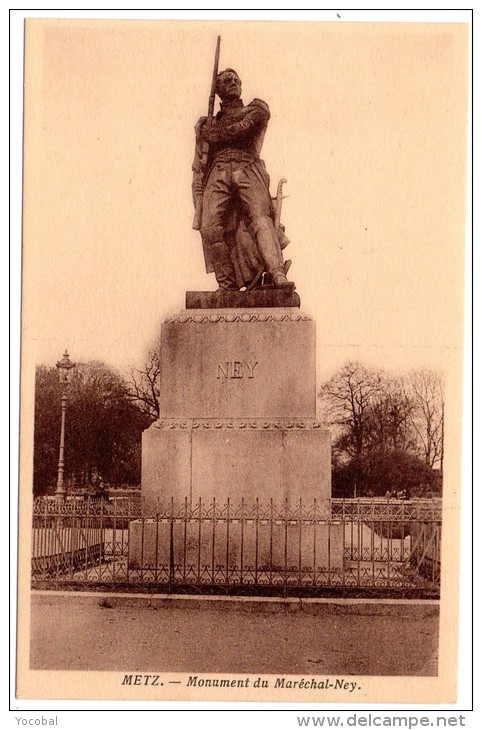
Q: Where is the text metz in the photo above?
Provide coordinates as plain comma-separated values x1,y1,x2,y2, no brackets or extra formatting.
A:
216,360,258,379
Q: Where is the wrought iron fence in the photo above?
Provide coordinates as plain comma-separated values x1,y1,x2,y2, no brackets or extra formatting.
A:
31,496,441,596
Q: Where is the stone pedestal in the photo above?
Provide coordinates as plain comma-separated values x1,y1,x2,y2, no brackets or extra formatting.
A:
159,308,315,419
134,298,340,575
143,419,330,510
141,307,331,511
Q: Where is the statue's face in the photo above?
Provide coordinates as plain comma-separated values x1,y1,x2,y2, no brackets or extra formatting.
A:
216,71,242,101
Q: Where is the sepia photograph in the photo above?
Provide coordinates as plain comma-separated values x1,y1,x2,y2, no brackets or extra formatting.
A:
14,12,470,708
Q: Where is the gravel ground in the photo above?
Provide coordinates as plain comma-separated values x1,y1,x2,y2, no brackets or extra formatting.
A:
30,597,439,676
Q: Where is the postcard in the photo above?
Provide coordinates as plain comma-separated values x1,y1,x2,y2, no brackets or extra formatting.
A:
16,16,469,706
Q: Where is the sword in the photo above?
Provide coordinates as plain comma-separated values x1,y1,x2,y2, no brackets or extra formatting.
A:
274,177,288,231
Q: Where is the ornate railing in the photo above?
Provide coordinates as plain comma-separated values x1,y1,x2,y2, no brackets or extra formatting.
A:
31,496,441,596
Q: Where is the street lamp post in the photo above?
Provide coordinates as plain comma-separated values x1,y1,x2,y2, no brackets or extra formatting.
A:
55,350,75,500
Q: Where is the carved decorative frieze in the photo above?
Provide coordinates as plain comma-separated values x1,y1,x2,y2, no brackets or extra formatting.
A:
164,312,312,324
153,418,323,431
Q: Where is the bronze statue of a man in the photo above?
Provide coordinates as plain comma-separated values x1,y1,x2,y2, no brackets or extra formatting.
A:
192,68,294,292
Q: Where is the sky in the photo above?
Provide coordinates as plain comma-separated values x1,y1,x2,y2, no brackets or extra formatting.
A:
20,17,468,389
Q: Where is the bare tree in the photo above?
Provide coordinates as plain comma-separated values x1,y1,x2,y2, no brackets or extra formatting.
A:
318,362,443,497
318,361,384,461
366,376,415,454
408,368,444,470
125,339,161,421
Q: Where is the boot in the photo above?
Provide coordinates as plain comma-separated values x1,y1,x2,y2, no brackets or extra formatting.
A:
255,222,295,290
209,241,239,290
272,270,296,291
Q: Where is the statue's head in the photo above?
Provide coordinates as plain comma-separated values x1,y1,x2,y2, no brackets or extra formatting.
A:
216,69,242,101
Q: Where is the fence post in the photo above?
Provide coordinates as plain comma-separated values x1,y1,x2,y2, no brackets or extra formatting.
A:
283,498,288,599
111,495,117,584
269,498,274,587
255,498,259,586
154,504,159,584
240,497,244,586
225,497,230,594
168,497,174,594
211,496,216,586
182,496,188,583
313,497,317,589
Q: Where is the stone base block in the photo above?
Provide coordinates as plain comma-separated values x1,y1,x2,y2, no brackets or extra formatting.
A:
160,309,316,419
128,518,343,572
185,290,301,309
142,419,331,511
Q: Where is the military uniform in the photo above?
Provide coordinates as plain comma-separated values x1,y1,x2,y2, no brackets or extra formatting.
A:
193,98,289,290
